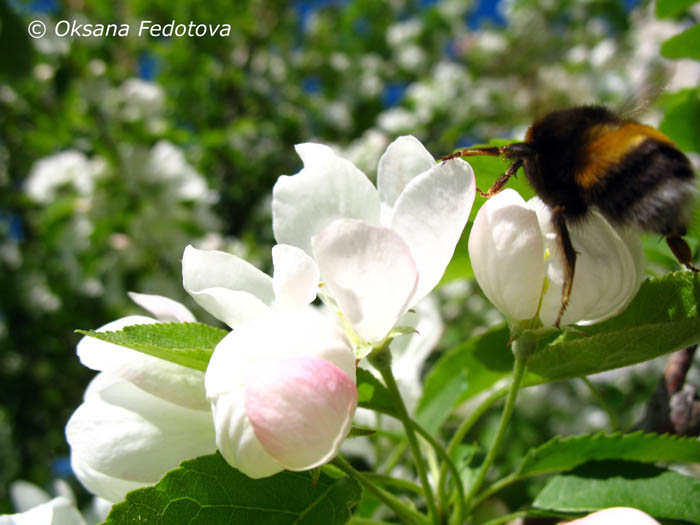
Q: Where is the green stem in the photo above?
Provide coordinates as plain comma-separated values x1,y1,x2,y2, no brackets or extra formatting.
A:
469,472,519,509
348,519,404,525
378,441,408,475
369,348,441,525
412,420,465,525
581,376,620,431
463,337,533,512
332,455,428,525
362,472,424,496
437,384,509,505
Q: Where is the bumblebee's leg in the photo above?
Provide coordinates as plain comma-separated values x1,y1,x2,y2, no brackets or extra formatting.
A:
666,235,699,272
478,158,524,197
551,206,577,328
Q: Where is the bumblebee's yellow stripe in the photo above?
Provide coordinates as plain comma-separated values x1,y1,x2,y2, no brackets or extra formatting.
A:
576,123,675,189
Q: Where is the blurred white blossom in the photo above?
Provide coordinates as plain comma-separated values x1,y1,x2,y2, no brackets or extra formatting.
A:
25,151,106,204
146,141,215,203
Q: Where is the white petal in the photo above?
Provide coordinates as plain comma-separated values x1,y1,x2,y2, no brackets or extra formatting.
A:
0,497,86,525
272,143,381,256
244,356,357,470
205,310,355,478
9,481,51,513
468,189,545,321
377,135,436,216
127,292,196,323
182,245,273,328
66,373,216,502
210,388,283,479
77,316,208,410
534,202,641,327
271,244,320,311
389,158,476,304
312,219,419,343
390,295,444,412
562,507,660,525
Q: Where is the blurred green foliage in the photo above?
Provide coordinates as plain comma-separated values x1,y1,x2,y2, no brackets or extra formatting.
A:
0,0,698,517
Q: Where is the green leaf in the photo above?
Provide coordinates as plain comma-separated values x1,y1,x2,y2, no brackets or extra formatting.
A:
532,461,700,523
418,273,700,431
77,322,228,372
440,224,473,283
104,453,362,525
416,324,513,433
526,271,700,383
661,24,700,60
656,0,698,18
519,432,700,477
659,89,700,154
356,368,397,417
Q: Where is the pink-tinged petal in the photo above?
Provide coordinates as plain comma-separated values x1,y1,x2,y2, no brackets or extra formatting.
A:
76,316,208,410
532,200,641,327
182,245,273,328
66,373,216,502
244,356,357,470
389,158,476,304
468,189,545,321
377,135,436,216
205,310,355,399
312,219,419,343
272,143,381,256
127,292,196,323
205,310,354,478
271,244,320,311
562,507,660,524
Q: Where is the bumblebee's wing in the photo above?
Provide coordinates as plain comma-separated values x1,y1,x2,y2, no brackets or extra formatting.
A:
617,63,673,120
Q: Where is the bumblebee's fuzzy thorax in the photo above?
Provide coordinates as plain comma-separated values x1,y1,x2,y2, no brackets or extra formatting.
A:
522,105,697,236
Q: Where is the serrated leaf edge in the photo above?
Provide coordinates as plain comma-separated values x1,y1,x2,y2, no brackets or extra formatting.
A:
518,431,700,477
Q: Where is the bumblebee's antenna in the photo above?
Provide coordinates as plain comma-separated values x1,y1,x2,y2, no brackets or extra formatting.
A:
441,143,535,197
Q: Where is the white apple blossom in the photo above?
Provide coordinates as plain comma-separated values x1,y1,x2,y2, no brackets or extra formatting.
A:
561,507,660,525
182,244,357,478
65,294,216,502
272,135,475,349
469,189,645,328
180,136,473,478
0,497,85,525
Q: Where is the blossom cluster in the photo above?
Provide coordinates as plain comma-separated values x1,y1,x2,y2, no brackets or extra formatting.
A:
64,136,644,505
65,136,475,500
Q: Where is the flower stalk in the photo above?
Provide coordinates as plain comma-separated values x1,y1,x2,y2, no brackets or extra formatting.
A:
332,455,428,525
368,344,441,525
464,336,534,512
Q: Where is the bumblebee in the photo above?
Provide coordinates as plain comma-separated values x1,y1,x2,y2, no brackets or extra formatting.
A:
443,105,699,327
